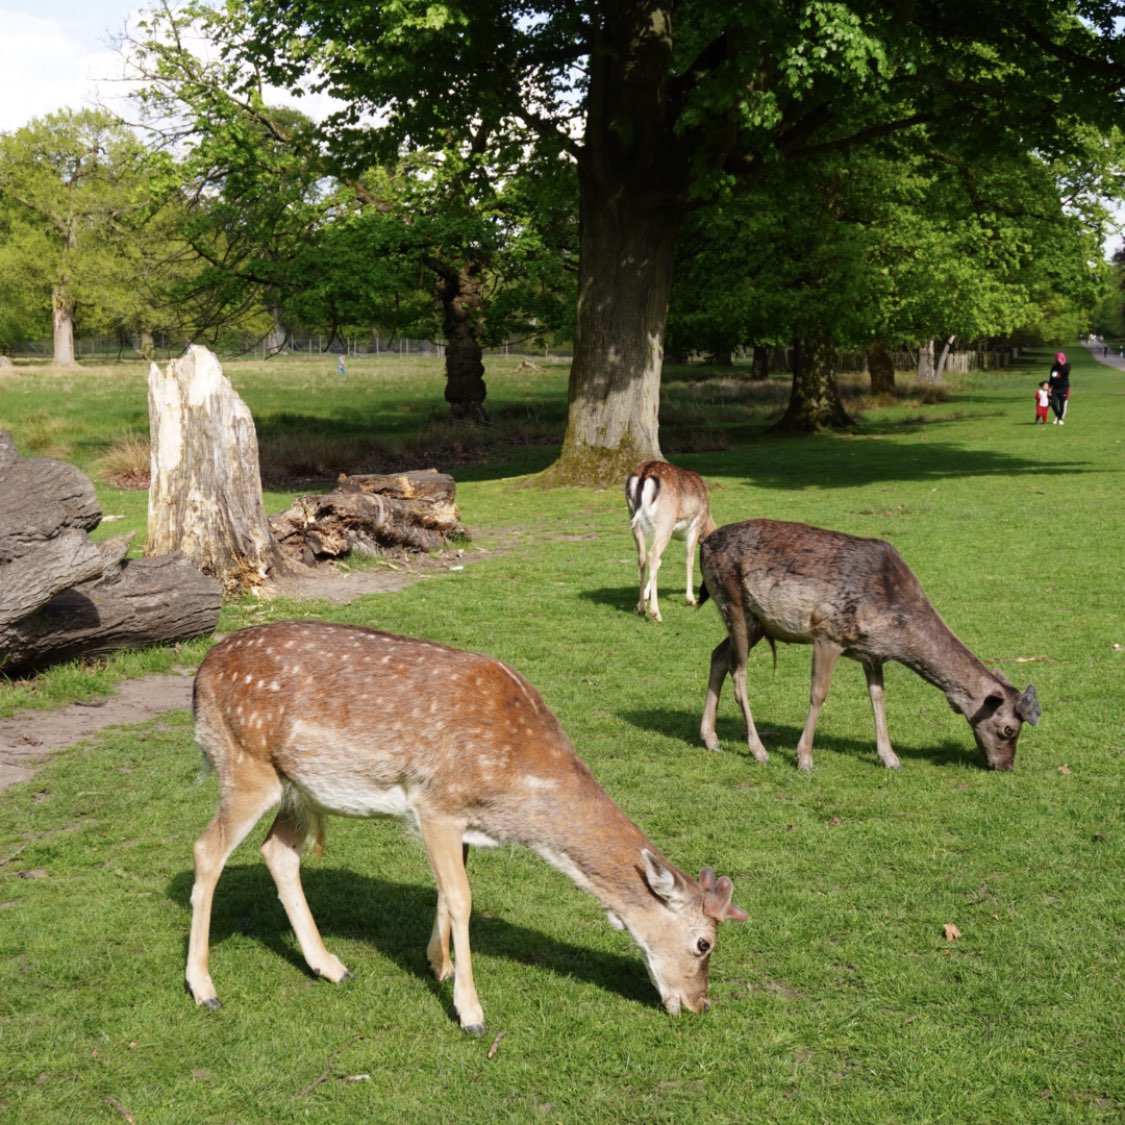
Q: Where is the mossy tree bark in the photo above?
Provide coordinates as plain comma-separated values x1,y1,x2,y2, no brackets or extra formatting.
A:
867,339,897,396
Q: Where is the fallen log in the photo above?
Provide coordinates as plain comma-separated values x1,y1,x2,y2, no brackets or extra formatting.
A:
1,538,222,675
271,469,466,565
0,431,222,675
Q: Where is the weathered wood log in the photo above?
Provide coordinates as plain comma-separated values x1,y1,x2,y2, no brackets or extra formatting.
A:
147,345,299,592
0,436,101,564
270,470,465,565
0,530,105,626
0,430,222,674
1,540,222,675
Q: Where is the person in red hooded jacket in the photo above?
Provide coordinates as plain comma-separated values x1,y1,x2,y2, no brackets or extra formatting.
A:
1048,352,1070,424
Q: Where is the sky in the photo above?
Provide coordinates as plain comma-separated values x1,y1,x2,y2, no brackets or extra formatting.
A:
0,0,138,132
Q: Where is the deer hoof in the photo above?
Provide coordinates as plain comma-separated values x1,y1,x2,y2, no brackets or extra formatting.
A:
462,1022,487,1037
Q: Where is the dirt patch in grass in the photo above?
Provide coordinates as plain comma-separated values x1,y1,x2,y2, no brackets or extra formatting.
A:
0,673,195,794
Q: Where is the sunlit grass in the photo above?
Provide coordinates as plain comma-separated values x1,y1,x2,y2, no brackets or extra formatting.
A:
1,346,1122,1122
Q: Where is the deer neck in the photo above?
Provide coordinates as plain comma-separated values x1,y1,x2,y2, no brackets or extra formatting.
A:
897,613,1000,719
523,775,665,920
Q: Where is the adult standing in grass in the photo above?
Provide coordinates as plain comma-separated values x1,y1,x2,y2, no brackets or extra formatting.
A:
1049,352,1070,424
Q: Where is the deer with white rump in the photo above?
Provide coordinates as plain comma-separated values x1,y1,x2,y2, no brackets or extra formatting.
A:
626,460,717,622
698,519,1040,770
186,621,747,1033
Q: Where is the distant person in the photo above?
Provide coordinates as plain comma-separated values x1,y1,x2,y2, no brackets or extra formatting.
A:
1035,381,1050,425
337,354,347,377
1049,351,1070,424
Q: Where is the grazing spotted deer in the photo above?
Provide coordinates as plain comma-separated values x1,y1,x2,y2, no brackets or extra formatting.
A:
698,520,1040,771
626,461,717,622
186,621,747,1033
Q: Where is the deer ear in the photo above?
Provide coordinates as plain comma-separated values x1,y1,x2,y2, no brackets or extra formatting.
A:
1017,684,1041,725
702,873,749,924
641,849,681,905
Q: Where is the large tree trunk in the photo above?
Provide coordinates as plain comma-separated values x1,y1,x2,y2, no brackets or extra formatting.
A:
2,538,221,675
538,2,687,486
771,334,856,432
146,345,299,592
52,287,77,367
867,338,897,396
429,257,487,421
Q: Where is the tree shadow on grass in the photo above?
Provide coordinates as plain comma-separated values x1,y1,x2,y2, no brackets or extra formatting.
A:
698,437,1096,493
168,865,655,1026
615,707,981,771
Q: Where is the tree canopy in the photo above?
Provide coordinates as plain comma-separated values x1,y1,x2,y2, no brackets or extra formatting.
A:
168,0,1123,476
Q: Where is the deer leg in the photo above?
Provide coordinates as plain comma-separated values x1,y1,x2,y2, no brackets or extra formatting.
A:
706,616,768,762
260,807,352,984
795,639,842,770
631,521,648,615
683,521,701,606
701,638,730,751
185,757,283,1009
427,842,470,982
644,518,677,622
730,626,770,763
863,661,901,769
420,819,485,1034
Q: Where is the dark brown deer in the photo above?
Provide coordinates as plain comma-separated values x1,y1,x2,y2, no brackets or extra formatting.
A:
698,520,1040,770
626,461,717,622
186,621,747,1034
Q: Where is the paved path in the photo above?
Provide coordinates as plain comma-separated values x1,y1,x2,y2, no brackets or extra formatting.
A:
1082,340,1125,372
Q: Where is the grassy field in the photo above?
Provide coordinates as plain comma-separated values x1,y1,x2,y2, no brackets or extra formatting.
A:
0,348,1122,1123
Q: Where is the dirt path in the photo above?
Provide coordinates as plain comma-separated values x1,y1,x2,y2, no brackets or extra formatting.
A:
0,672,195,792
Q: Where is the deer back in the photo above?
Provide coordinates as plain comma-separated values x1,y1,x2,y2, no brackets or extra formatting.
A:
193,621,613,838
626,460,714,532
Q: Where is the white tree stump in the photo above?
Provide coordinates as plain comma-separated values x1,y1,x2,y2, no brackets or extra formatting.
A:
146,345,297,592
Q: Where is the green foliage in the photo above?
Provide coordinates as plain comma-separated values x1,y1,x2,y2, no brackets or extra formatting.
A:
668,132,1113,360
0,110,179,353
1,347,1124,1121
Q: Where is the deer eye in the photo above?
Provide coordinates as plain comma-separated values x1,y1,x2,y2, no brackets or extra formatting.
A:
1003,725,1016,740
695,938,712,956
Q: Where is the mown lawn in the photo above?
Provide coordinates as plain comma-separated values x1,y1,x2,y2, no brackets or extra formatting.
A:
1,347,1122,1123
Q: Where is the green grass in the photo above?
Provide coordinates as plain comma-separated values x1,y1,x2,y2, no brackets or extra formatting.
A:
1,348,1123,1122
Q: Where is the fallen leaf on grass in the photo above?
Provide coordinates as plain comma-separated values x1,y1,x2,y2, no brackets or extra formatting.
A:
828,816,842,827
1014,655,1050,663
943,923,961,942
487,1030,506,1059
1058,764,1072,775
